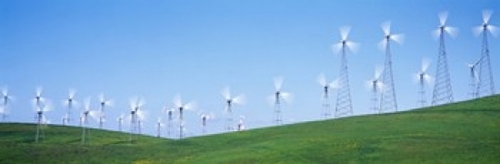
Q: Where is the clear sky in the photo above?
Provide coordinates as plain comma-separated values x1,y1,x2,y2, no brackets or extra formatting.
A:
1,0,498,138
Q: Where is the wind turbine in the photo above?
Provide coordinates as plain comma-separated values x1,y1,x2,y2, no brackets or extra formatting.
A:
466,59,481,99
62,89,77,126
163,107,176,137
414,58,433,107
366,66,384,113
221,87,245,131
379,22,403,113
473,10,497,97
1,88,13,122
317,73,339,119
129,97,146,143
173,95,195,139
432,12,457,106
237,115,246,131
333,26,358,117
199,111,214,135
81,98,101,144
268,77,292,125
156,117,165,137
98,93,113,129
117,114,124,131
33,87,48,143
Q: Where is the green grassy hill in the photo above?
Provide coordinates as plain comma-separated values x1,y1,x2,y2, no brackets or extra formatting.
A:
1,95,500,163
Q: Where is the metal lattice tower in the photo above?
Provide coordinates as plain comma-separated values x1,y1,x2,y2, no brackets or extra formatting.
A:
371,80,381,113
274,93,282,125
321,86,331,119
380,39,398,112
418,73,427,107
432,26,454,106
467,62,479,99
476,23,495,97
334,42,353,117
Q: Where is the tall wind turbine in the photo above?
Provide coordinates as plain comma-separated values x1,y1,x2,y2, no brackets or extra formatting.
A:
317,73,339,118
432,12,457,106
414,58,433,107
81,98,101,144
366,66,384,113
199,112,214,134
269,77,292,125
33,87,48,143
63,89,77,125
98,93,113,129
163,107,175,137
379,22,403,113
117,114,124,131
221,87,245,131
129,97,146,143
1,88,13,122
173,95,195,139
473,10,498,97
333,26,357,117
466,59,481,99
156,117,165,137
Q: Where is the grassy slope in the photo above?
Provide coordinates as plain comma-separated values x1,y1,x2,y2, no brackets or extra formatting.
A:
1,95,499,163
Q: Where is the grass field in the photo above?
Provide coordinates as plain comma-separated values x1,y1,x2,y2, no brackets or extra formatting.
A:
1,95,499,163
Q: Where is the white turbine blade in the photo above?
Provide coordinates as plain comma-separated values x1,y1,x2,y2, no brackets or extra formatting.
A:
89,111,102,121
376,81,384,90
332,42,343,53
365,80,374,90
99,93,105,103
432,28,442,40
137,110,147,121
274,76,283,91
330,78,341,89
173,95,182,108
232,95,246,105
221,87,231,100
444,26,458,38
0,106,5,114
439,11,448,26
184,101,196,110
472,25,483,36
378,39,387,51
1,87,7,97
280,92,293,104
381,21,391,36
483,10,492,24
412,73,421,83
36,87,43,97
68,89,76,99
421,58,431,72
390,34,404,44
424,74,434,85
317,73,327,87
84,97,91,111
487,25,499,37
345,41,359,54
339,26,351,41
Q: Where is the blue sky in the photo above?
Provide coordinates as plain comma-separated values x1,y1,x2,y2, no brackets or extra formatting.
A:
0,0,498,138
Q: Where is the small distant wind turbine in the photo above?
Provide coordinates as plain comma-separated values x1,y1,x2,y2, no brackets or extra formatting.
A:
237,115,246,131
156,117,165,137
173,95,195,139
33,87,49,143
117,114,125,131
365,66,384,113
466,58,481,99
98,93,113,129
62,89,77,126
163,107,175,137
221,87,245,131
414,58,433,107
317,73,340,119
81,98,101,144
199,111,214,135
1,88,13,122
129,97,146,143
268,77,292,125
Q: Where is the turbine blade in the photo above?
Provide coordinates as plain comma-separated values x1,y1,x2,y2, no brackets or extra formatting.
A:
378,39,387,51
68,89,76,99
421,58,431,72
173,95,182,108
439,11,448,26
1,87,7,97
221,87,231,100
381,21,391,36
472,26,483,36
36,87,43,97
99,93,105,103
483,10,492,24
232,95,246,105
487,25,499,37
374,65,383,79
345,41,359,54
274,76,283,91
424,74,434,85
317,73,327,87
184,101,196,110
339,26,351,41
332,42,343,53
432,29,442,40
390,34,404,44
444,26,458,38
281,92,293,104
330,78,341,89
